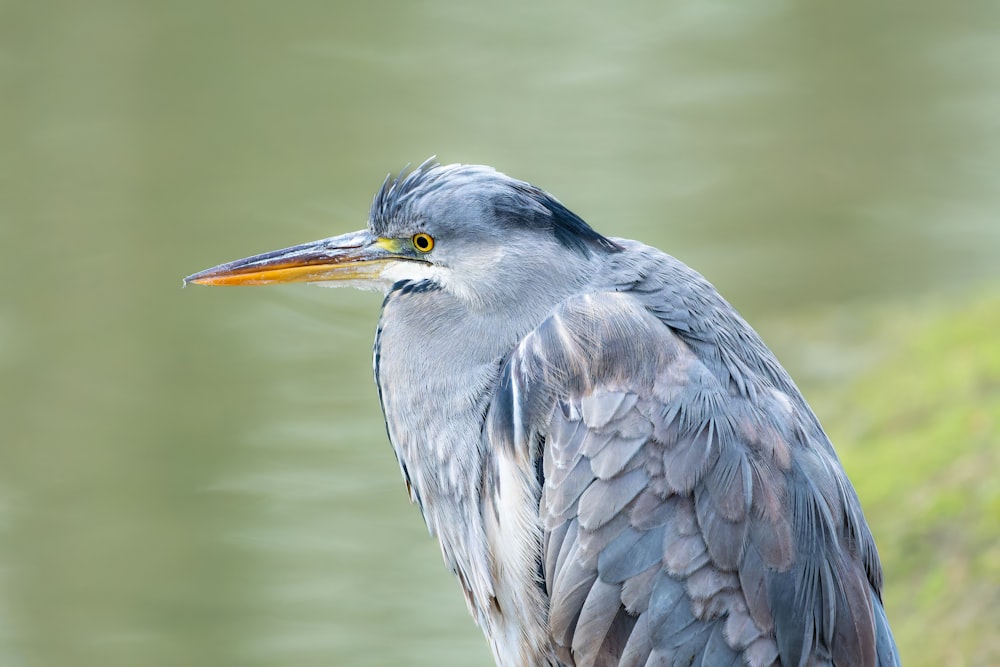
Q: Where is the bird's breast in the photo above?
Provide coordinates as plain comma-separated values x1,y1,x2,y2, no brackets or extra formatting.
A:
373,294,508,617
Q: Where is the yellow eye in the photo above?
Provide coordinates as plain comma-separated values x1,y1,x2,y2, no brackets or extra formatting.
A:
412,233,435,253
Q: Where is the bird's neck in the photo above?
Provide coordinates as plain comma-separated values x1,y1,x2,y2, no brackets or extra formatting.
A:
373,282,525,619
371,245,604,655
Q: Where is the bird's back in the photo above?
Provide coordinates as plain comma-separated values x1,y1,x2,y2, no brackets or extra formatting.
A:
478,241,900,666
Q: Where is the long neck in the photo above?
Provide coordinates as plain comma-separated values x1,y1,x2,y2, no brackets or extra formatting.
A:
372,251,603,662
374,282,528,622
373,248,601,522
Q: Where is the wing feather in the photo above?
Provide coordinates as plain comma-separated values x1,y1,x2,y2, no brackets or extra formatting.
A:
578,467,648,531
573,578,625,666
598,525,665,584
496,290,896,666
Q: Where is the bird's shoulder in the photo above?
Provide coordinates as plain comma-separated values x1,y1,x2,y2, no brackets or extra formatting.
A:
485,285,897,667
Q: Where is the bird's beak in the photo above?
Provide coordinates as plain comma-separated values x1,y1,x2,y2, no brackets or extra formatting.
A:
184,229,412,287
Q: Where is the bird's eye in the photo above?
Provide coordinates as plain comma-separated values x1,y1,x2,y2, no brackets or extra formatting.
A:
412,233,434,253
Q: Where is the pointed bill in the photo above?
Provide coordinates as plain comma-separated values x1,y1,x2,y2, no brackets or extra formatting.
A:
184,230,416,287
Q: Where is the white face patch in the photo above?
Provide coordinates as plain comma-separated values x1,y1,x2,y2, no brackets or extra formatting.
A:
379,260,450,290
380,259,498,306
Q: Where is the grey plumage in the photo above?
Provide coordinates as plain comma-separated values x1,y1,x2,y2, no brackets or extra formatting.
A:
186,161,901,667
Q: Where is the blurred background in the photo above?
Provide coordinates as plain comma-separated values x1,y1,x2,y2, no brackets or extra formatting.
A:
2,1,999,665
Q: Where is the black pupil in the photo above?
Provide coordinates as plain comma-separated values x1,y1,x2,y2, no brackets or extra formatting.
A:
416,236,429,250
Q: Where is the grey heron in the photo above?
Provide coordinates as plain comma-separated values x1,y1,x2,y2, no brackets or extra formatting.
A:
186,162,900,667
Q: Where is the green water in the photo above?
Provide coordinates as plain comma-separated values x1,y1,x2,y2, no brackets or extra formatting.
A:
2,1,999,665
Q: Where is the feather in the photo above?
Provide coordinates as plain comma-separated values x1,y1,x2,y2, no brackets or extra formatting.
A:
618,611,652,667
704,441,752,523
697,623,742,666
578,467,648,531
591,434,648,480
644,571,689,641
512,290,897,665
544,518,572,588
549,550,597,646
572,578,624,667
621,563,660,615
694,479,749,571
611,392,640,422
685,565,739,601
662,424,718,494
739,544,774,632
723,598,766,650
629,489,674,530
598,525,665,584
744,636,781,667
550,519,580,595
543,454,595,526
580,429,618,459
581,391,628,429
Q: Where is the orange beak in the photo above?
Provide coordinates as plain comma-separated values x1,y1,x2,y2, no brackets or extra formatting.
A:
184,230,415,287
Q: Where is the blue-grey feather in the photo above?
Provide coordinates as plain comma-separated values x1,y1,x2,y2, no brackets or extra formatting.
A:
621,563,659,615
618,612,652,667
590,433,647,480
873,591,901,667
597,525,665,584
694,479,748,571
662,620,716,665
704,439,753,522
739,543,774,632
549,553,597,646
698,623,743,666
572,578,624,667
543,455,594,525
662,423,718,495
686,566,739,602
629,490,675,531
580,391,629,430
598,607,638,665
577,467,648,531
645,571,689,641
579,429,617,460
550,519,580,596
663,533,711,579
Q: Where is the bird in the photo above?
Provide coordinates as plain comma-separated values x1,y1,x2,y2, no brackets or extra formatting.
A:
185,161,901,667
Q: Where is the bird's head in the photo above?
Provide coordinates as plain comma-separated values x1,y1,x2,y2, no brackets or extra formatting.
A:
185,161,621,310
